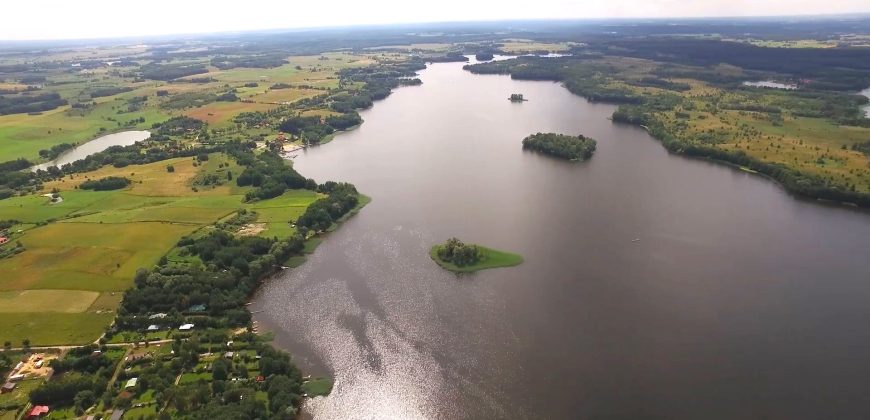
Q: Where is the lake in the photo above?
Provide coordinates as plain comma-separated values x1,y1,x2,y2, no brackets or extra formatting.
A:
861,87,870,118
743,80,797,90
31,130,150,171
252,58,870,419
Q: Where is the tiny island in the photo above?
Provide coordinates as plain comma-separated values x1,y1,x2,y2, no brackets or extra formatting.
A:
522,132,597,161
430,238,523,273
509,93,527,102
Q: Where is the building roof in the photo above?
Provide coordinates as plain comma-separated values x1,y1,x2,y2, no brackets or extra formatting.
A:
109,409,125,420
148,313,167,319
2,382,15,390
28,406,49,416
146,324,159,331
187,304,206,312
125,377,138,388
179,323,194,331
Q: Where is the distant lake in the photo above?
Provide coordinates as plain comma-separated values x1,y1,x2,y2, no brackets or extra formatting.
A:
31,130,150,171
253,58,870,419
743,80,797,90
861,87,870,118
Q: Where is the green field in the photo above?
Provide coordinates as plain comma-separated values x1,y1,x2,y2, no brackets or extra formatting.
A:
429,245,524,273
0,153,319,345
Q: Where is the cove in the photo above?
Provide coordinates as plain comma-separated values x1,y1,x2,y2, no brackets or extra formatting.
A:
251,58,870,419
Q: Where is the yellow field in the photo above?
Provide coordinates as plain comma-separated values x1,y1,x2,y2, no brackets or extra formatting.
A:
0,290,99,313
183,101,275,127
247,87,323,104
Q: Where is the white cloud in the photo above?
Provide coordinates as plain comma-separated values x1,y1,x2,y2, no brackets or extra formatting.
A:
1,0,868,40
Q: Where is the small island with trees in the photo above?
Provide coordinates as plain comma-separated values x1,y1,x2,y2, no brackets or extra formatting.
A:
509,93,527,102
522,132,597,161
430,238,523,273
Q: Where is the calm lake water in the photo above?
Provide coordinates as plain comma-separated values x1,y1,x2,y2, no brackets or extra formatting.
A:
31,130,150,171
743,80,797,90
861,87,870,118
252,59,870,419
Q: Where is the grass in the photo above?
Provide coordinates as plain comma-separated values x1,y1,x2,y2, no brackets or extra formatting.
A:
0,312,114,346
0,378,41,412
178,372,211,384
302,377,334,397
0,290,99,313
429,244,524,273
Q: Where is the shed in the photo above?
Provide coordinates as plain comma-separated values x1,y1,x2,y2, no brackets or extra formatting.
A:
125,377,138,389
9,374,24,382
146,324,159,331
1,382,16,393
224,351,234,359
179,323,194,331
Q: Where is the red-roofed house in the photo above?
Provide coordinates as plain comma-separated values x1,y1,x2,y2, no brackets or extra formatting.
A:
27,405,49,418
0,237,9,245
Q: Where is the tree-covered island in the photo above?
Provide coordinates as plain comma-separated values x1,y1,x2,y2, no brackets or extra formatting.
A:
430,238,523,273
522,132,597,161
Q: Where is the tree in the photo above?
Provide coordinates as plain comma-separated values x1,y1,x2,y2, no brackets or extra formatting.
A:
74,390,96,414
22,338,30,351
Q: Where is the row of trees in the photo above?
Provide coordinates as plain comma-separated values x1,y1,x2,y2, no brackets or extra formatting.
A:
79,176,131,191
295,182,360,232
0,92,68,115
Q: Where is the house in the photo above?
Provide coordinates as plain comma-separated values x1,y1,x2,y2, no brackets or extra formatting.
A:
8,374,24,382
146,324,159,331
1,382,16,393
224,351,234,359
0,237,8,245
178,323,194,331
125,377,138,389
27,405,49,418
187,304,206,313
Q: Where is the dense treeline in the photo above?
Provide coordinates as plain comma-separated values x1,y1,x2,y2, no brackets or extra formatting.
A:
295,182,360,231
522,132,597,161
234,151,316,201
79,176,131,191
427,52,469,63
210,54,287,70
88,86,133,98
0,92,68,115
38,142,74,160
435,238,482,267
152,115,206,137
140,62,209,81
588,38,870,90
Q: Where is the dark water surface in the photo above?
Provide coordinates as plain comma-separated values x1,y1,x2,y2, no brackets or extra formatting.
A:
252,59,870,419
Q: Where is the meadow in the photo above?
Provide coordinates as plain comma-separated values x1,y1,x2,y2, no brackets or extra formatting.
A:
0,152,319,345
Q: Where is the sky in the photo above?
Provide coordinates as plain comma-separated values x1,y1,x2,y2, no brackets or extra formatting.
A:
2,0,869,41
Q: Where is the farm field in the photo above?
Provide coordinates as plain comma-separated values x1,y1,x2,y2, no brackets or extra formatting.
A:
0,152,319,345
